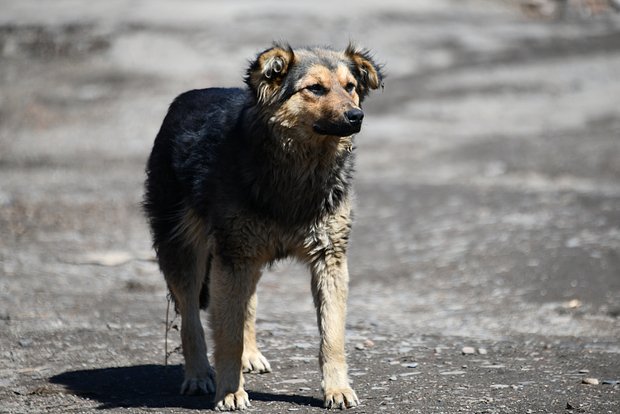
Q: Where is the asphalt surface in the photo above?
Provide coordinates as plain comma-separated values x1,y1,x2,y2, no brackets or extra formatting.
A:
1,1,619,413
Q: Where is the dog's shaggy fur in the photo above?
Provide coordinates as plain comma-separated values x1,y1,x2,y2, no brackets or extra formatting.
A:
143,43,383,411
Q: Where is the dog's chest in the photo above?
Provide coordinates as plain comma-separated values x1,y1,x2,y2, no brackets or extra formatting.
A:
250,151,351,227
219,214,331,264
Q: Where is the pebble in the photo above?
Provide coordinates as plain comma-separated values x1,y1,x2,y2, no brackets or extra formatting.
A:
355,343,365,350
478,348,488,355
388,375,398,381
578,369,589,374
490,384,510,389
399,372,422,377
462,346,476,355
440,370,467,376
78,250,134,267
564,299,582,309
405,362,418,368
582,377,599,385
18,338,33,348
278,378,308,384
602,379,619,386
364,339,375,348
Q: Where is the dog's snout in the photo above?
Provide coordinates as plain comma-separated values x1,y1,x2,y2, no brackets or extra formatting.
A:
344,108,364,125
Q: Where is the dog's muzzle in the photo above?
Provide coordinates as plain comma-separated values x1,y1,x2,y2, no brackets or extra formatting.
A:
313,108,365,137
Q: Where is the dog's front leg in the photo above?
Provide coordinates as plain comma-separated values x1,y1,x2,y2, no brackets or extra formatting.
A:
311,257,359,409
241,291,272,374
209,256,260,411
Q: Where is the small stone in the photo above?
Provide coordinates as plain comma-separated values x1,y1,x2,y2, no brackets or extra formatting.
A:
564,299,582,309
78,250,134,266
462,346,475,355
434,347,442,354
355,343,365,350
582,377,599,385
399,372,422,377
406,362,418,368
18,338,33,348
578,369,589,374
490,384,510,389
279,378,308,384
601,379,619,386
478,348,488,355
364,339,375,348
388,375,398,381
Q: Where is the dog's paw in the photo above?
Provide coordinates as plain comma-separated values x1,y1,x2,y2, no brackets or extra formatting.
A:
242,349,272,374
180,367,216,395
214,389,251,411
324,387,359,409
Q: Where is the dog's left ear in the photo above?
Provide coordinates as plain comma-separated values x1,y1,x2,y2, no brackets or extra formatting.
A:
245,44,295,104
345,44,384,102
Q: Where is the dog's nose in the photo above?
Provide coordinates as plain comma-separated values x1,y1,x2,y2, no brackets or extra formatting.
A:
344,108,364,125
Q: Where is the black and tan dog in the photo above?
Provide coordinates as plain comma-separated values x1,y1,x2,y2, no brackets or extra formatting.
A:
143,43,383,411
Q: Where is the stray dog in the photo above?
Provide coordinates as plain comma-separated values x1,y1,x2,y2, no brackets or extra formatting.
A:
143,43,383,411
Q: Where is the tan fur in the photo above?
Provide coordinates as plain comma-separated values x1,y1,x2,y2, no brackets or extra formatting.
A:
175,197,357,409
344,45,382,94
269,63,360,155
247,46,294,105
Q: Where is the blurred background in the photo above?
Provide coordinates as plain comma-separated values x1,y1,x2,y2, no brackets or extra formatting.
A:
1,1,619,412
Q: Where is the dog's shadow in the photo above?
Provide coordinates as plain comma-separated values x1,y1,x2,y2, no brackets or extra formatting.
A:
50,364,323,410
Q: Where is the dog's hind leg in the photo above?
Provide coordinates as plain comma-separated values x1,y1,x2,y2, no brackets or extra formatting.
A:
162,243,215,396
210,256,261,411
241,291,272,374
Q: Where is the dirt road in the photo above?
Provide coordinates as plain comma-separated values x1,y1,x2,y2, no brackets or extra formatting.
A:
1,1,619,412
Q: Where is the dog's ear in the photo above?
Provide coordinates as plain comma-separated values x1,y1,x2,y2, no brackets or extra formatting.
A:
345,44,384,102
245,44,295,104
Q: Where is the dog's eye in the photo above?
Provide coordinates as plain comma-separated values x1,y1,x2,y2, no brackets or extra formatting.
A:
306,84,327,96
345,82,356,93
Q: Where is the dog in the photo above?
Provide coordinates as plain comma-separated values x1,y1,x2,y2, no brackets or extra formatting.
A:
143,43,383,411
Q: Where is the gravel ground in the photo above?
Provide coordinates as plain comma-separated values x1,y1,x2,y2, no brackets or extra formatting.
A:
1,1,619,413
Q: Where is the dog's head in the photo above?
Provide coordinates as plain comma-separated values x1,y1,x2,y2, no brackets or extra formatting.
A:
245,43,384,138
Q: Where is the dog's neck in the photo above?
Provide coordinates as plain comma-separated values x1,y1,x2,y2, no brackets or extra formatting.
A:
239,118,355,226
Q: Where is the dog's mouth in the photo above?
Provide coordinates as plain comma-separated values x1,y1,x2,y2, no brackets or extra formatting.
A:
312,122,361,138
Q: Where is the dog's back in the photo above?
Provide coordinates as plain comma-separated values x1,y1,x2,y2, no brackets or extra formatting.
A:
144,88,246,245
